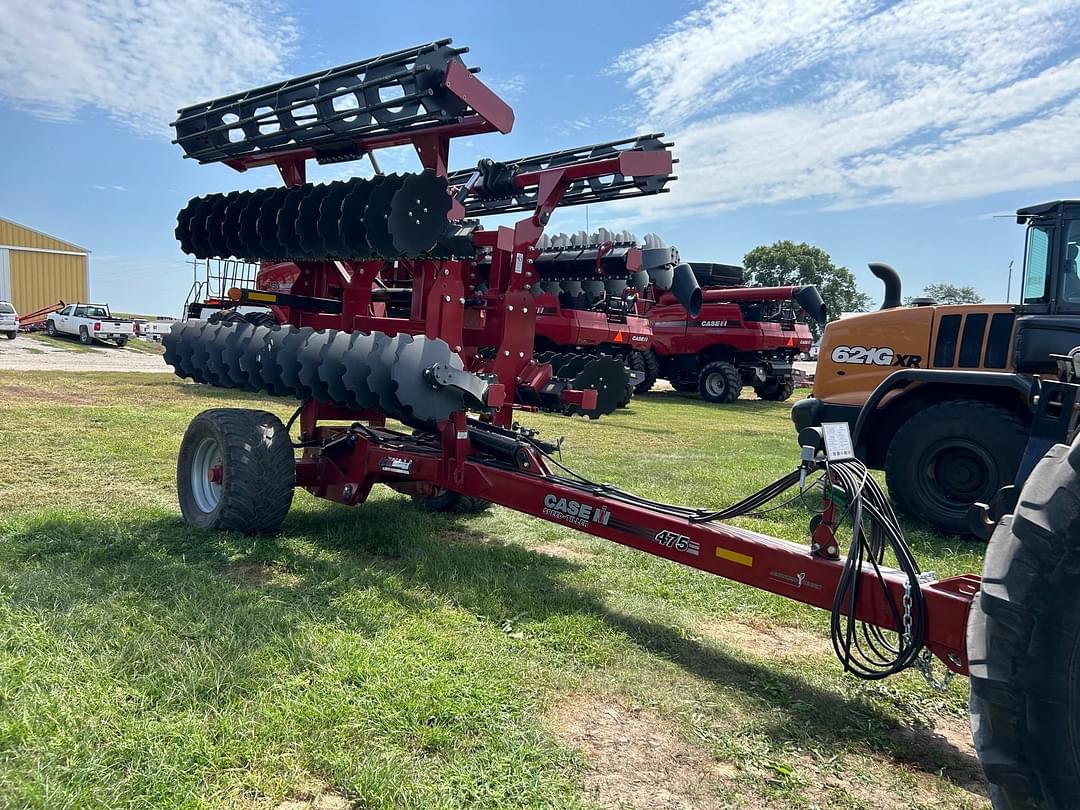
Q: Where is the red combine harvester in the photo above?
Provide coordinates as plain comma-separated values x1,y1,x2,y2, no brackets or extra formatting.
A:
163,40,1080,808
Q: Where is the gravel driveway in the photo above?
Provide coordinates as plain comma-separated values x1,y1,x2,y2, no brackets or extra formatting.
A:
0,336,171,373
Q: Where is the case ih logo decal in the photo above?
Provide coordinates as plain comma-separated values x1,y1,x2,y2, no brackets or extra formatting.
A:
654,530,700,556
631,335,649,342
379,456,414,475
830,345,921,368
699,320,732,328
542,495,612,528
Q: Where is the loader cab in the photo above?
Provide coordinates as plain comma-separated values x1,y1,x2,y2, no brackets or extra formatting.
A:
1016,200,1080,315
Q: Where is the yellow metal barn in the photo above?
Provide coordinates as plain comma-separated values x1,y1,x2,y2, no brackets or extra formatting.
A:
0,217,89,316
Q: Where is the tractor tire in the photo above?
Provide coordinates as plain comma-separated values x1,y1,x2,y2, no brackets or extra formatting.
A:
634,349,659,394
753,376,795,402
177,408,295,534
670,378,698,393
967,432,1080,809
243,310,278,328
79,326,93,345
698,361,742,403
208,309,245,325
46,321,57,337
411,488,492,514
4,331,15,340
885,400,1027,535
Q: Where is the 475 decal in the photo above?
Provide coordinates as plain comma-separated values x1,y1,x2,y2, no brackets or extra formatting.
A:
654,530,700,557
830,345,921,368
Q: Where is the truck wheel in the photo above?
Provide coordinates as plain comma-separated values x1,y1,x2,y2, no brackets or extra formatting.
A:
411,488,491,514
885,400,1027,534
177,408,295,534
114,337,128,348
634,349,659,394
4,331,14,340
968,432,1080,808
79,326,93,345
46,321,57,337
754,376,795,401
698,361,741,403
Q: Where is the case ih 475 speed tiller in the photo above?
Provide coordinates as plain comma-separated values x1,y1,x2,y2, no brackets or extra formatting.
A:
164,41,1080,809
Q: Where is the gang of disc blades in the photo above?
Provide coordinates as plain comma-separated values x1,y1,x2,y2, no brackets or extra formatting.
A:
392,335,465,422
297,329,333,401
220,323,255,387
556,355,590,379
317,179,354,257
257,188,291,260
175,197,201,254
365,332,405,416
387,170,451,257
220,191,254,259
257,325,296,397
187,195,221,259
341,331,381,409
363,173,406,258
205,193,237,259
276,327,313,397
235,192,266,261
203,322,238,386
235,324,271,391
569,356,627,419
277,186,313,259
318,329,358,408
296,184,329,258
339,178,374,259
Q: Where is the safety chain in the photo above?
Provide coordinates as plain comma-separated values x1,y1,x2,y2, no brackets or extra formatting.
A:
903,576,956,692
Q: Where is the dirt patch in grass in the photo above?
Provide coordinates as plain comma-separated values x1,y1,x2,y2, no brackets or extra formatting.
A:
695,617,833,660
273,779,351,810
889,715,988,799
531,542,594,562
0,380,99,405
550,692,739,809
221,560,302,588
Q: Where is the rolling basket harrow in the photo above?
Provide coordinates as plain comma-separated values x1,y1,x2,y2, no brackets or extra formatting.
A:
164,40,1080,808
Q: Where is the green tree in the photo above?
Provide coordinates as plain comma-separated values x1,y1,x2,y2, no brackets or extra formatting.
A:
905,283,984,305
742,241,872,337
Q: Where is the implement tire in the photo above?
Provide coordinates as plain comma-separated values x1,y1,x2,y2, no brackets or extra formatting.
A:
885,400,1027,534
634,349,659,394
968,432,1080,809
177,408,295,534
698,360,741,403
411,488,491,514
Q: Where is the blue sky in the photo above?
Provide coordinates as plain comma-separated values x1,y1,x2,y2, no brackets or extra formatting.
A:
2,0,1080,315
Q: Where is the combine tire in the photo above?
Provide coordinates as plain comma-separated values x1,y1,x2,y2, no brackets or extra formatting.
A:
79,326,93,345
968,432,1080,809
411,488,491,514
177,408,295,534
754,376,795,402
885,400,1026,534
698,361,741,403
634,349,659,394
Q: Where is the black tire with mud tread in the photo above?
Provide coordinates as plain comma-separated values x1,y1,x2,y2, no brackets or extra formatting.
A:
243,310,278,328
634,349,659,394
968,431,1080,809
753,376,795,402
411,489,492,514
885,400,1027,534
208,309,246,325
177,408,295,534
698,360,741,403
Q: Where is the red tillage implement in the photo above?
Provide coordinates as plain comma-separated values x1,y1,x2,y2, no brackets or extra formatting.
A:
163,40,1080,807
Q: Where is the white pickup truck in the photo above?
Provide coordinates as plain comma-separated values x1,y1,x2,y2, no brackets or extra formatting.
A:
46,303,135,347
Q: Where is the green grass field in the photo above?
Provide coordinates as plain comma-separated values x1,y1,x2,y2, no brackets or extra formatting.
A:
0,373,989,809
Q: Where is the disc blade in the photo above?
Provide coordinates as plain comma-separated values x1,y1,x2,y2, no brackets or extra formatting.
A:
392,335,466,422
387,170,451,257
363,173,406,258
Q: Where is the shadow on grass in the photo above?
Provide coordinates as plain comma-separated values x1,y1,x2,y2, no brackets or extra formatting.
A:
2,500,983,794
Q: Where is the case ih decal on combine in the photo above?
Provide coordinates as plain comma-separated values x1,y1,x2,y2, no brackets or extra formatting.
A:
164,40,1080,809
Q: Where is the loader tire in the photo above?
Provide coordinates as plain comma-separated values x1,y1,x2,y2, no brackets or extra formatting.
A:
698,361,741,403
411,488,491,514
177,408,295,534
967,431,1080,809
634,349,659,394
885,400,1026,535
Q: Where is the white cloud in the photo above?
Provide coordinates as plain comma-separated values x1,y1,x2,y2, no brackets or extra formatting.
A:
614,0,1080,216
0,0,297,137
